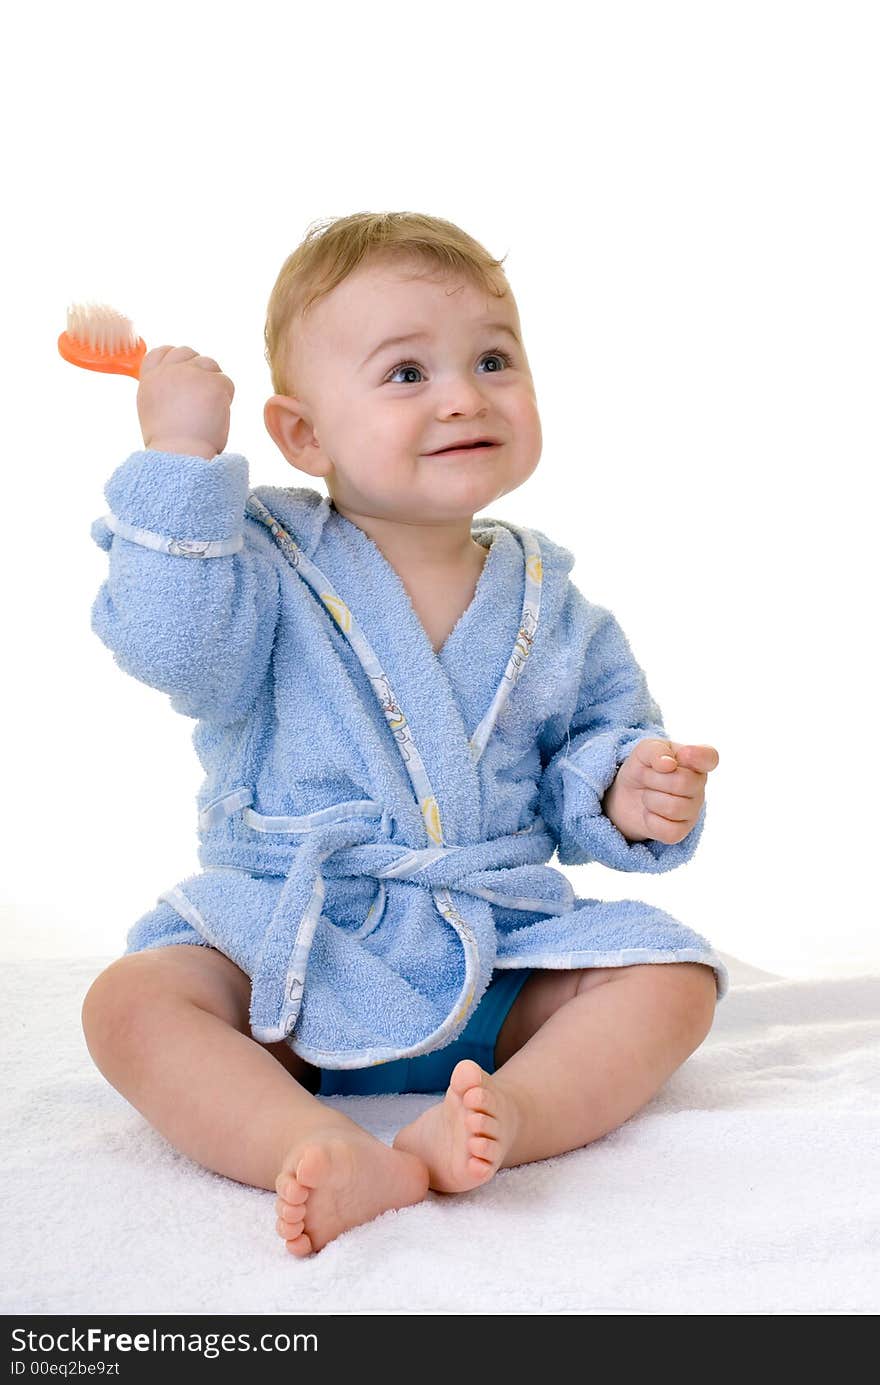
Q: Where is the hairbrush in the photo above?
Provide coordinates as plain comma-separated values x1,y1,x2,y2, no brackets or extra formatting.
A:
58,302,147,379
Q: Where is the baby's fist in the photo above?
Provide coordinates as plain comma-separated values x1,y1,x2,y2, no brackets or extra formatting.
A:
602,739,719,845
137,345,235,460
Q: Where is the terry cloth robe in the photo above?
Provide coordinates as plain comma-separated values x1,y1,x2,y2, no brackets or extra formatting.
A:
90,449,729,1071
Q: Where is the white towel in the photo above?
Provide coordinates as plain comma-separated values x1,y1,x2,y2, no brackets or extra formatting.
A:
1,952,877,1314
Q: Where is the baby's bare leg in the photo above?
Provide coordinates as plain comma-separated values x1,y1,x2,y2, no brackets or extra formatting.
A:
493,962,717,1166
393,962,717,1190
82,945,429,1254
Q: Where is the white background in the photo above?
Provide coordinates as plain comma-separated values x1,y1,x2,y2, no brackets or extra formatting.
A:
2,1,877,978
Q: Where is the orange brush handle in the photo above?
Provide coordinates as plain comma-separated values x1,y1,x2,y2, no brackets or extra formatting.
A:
57,331,147,379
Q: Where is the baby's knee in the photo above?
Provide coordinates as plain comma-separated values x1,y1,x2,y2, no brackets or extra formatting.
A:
81,952,159,1057
82,945,216,1054
83,943,252,1053
659,961,718,1039
619,960,716,1038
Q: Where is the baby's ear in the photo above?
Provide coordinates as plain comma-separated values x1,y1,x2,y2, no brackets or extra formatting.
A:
263,393,293,445
264,396,328,478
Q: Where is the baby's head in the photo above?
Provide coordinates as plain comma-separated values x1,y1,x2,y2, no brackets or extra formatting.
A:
263,212,542,527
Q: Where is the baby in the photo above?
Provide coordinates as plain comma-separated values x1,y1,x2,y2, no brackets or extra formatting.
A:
82,211,724,1258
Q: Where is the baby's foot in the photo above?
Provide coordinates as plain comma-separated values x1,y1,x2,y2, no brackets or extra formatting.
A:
274,1123,429,1257
392,1058,524,1193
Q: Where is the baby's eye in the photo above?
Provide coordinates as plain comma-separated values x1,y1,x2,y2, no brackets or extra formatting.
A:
384,349,513,385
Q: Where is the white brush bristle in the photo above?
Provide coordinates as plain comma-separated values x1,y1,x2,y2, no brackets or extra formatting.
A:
66,302,139,355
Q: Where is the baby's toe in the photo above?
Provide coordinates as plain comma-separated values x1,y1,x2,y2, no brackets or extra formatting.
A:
275,1173,309,1204
462,1082,497,1117
467,1154,495,1182
465,1107,497,1136
284,1231,313,1257
276,1213,305,1240
449,1058,486,1099
276,1200,306,1228
468,1134,498,1163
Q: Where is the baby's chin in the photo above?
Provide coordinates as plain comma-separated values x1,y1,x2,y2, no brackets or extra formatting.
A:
333,478,482,516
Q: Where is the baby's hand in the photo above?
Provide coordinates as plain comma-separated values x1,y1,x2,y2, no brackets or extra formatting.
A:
137,345,235,460
601,739,719,845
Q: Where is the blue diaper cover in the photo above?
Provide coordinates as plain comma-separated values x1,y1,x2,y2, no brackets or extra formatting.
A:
318,967,532,1096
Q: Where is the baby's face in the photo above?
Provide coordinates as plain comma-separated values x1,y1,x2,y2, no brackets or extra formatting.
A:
265,257,542,525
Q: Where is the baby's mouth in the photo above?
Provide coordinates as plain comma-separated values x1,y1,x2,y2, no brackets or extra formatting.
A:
427,442,500,456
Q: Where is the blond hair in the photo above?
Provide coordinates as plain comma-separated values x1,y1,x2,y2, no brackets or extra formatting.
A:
264,211,510,398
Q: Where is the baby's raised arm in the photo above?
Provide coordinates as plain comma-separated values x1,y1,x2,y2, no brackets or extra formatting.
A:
90,344,281,726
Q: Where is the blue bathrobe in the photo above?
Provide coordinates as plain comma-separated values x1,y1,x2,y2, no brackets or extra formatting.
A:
90,449,729,1071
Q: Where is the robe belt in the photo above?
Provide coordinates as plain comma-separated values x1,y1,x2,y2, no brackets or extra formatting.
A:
321,835,571,913
198,787,575,917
